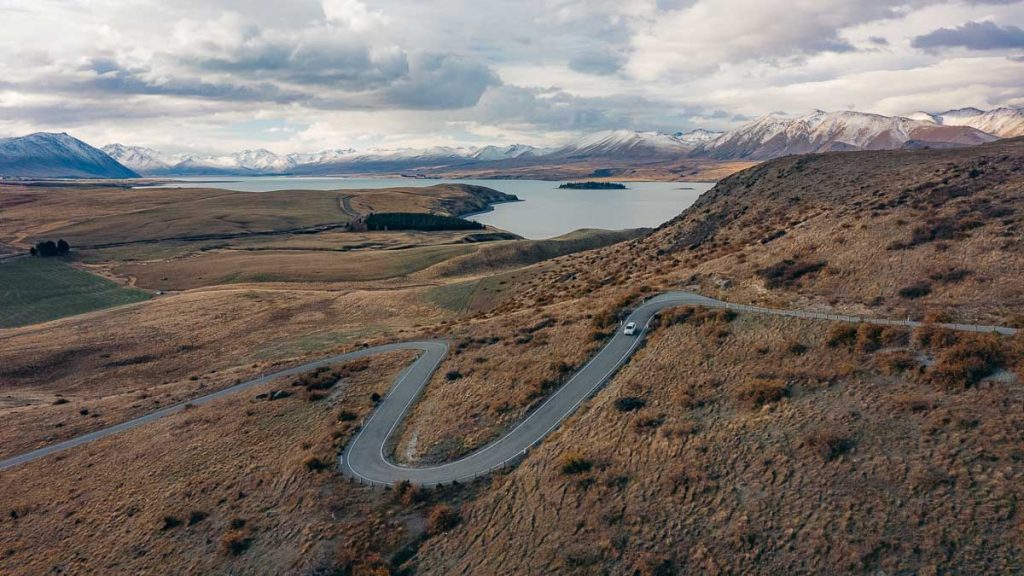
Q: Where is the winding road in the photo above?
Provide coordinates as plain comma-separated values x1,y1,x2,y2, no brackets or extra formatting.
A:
0,292,1015,480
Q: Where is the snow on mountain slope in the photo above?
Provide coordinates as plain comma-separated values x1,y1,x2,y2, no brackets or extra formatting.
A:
287,148,357,165
549,129,694,159
102,144,174,173
0,133,139,178
695,110,998,160
674,129,724,146
913,107,1024,138
472,144,538,161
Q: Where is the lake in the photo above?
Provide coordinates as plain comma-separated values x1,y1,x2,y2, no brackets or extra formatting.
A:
143,177,712,239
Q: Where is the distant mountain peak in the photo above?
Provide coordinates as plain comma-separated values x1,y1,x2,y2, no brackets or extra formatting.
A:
694,109,1000,160
1,133,138,178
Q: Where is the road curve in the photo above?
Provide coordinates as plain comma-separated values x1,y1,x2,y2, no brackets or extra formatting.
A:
0,292,1015,476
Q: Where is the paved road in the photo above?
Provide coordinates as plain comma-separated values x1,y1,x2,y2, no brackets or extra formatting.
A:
1,292,1015,476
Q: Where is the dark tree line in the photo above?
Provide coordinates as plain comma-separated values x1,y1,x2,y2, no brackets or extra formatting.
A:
30,239,70,257
364,212,484,232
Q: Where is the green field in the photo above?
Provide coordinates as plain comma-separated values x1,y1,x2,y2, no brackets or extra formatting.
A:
0,258,151,328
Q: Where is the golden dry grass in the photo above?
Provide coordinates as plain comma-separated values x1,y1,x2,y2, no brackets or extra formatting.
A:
417,314,1024,574
0,286,453,459
0,351,462,575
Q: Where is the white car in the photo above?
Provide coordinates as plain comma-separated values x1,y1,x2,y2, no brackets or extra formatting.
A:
623,322,638,336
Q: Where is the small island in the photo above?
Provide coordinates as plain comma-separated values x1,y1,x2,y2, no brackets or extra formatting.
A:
558,181,627,190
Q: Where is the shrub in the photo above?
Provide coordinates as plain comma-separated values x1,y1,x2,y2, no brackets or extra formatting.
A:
898,281,932,299
303,455,330,472
337,410,357,421
756,258,826,288
736,379,788,408
927,334,1005,390
826,324,858,348
874,351,920,376
914,325,958,350
614,396,646,412
805,430,855,461
220,531,253,556
929,267,972,284
161,515,182,530
633,411,665,432
560,452,593,475
426,504,461,535
854,324,883,354
445,370,463,381
187,510,209,526
370,392,382,403
785,340,808,355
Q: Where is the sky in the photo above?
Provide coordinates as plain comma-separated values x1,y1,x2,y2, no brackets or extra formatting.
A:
1,0,1023,154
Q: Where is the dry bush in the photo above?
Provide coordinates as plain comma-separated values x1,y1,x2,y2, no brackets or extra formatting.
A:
927,334,1006,390
873,351,920,376
880,326,910,347
913,324,958,350
426,504,461,535
560,452,593,475
804,429,855,461
855,324,884,354
632,410,666,432
756,258,827,288
826,324,858,348
898,281,933,300
662,306,736,327
929,267,972,284
302,455,330,472
220,530,254,556
615,396,647,412
785,340,808,355
735,378,788,408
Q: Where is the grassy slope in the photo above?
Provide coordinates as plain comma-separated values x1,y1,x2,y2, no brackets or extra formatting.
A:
402,140,1024,574
113,244,477,290
0,258,149,328
38,189,347,247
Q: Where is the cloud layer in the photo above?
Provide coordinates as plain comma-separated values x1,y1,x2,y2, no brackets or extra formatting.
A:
1,0,1022,152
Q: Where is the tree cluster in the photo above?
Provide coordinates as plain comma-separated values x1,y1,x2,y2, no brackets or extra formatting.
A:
364,212,484,232
30,239,70,257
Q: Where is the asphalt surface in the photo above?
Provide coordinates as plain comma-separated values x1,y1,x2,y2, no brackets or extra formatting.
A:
1,291,1015,478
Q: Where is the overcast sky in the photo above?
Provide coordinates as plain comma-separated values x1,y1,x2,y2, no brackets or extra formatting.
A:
1,0,1022,153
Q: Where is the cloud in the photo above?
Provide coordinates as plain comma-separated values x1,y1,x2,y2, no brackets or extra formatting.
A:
373,53,500,109
912,20,1024,50
320,0,388,32
2,0,1024,151
568,48,629,76
626,0,921,79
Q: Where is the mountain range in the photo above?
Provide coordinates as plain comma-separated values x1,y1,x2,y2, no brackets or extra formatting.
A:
1,106,1021,179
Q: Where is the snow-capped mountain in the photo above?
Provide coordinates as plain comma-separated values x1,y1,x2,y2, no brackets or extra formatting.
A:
548,130,695,159
102,144,174,174
286,148,358,165
1,133,139,178
673,129,724,147
471,144,538,161
909,107,1024,138
694,110,998,160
